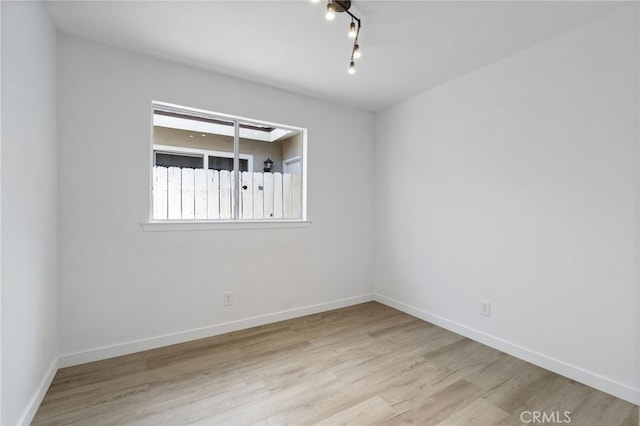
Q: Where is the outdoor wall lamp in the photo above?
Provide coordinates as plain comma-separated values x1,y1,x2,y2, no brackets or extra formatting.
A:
263,158,274,172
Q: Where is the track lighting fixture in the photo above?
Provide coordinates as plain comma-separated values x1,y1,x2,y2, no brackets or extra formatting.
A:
312,0,363,74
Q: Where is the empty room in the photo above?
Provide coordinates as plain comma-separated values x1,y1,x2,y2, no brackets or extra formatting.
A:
1,0,639,424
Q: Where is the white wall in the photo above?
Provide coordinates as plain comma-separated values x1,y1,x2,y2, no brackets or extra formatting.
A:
374,7,639,404
57,35,375,362
1,2,58,425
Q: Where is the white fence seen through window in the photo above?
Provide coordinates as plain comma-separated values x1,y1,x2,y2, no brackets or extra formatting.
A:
152,166,302,220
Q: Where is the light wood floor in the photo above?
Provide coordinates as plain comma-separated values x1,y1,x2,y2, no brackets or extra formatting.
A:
33,302,638,425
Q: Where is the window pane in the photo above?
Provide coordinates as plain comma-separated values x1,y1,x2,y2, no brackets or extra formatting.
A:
208,155,233,171
238,122,302,220
155,152,203,169
208,156,249,172
153,108,239,220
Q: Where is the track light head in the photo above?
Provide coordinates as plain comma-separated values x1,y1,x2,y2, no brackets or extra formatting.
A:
353,43,361,59
349,21,357,38
326,2,336,20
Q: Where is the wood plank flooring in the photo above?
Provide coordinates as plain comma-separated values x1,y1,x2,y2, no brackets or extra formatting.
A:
33,302,638,425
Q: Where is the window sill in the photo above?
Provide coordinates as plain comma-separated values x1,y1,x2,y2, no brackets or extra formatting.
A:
141,220,312,232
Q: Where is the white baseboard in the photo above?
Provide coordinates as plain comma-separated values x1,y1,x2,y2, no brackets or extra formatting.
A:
374,293,640,405
18,356,58,426
59,294,375,368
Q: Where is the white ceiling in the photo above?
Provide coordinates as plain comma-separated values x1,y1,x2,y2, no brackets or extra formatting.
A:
46,1,630,112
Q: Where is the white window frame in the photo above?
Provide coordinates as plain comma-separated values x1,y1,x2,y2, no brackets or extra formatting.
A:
153,144,254,172
144,101,310,231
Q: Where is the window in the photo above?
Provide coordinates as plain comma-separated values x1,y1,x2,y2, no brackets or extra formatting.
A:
151,102,306,222
153,145,253,172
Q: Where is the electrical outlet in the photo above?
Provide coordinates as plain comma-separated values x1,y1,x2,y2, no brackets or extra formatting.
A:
480,300,491,317
224,291,233,306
